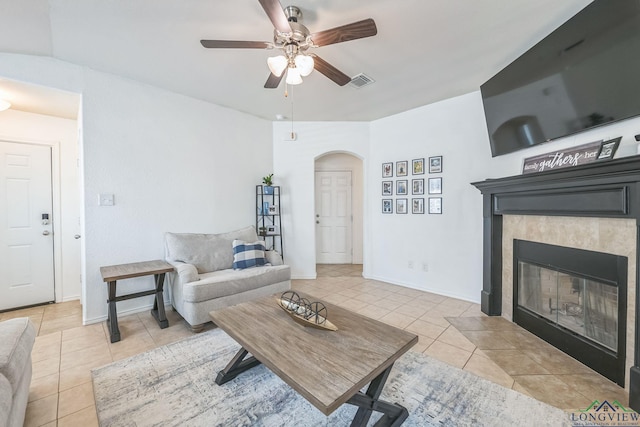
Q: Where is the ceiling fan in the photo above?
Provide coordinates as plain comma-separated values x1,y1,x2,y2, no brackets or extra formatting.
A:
200,0,377,88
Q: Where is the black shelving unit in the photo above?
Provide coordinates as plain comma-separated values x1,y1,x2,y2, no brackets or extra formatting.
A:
256,185,283,258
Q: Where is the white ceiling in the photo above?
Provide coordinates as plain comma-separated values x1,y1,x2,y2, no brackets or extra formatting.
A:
0,0,593,122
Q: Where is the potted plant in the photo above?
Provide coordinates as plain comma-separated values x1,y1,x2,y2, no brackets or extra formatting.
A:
262,174,274,194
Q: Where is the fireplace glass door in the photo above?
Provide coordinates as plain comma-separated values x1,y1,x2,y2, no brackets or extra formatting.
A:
518,261,618,351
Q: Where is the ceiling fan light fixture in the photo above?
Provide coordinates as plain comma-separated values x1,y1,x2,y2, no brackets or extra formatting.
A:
267,55,288,77
295,54,314,77
0,99,11,112
286,66,303,85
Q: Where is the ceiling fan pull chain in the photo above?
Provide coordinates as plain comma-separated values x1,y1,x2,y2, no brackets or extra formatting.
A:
291,85,294,139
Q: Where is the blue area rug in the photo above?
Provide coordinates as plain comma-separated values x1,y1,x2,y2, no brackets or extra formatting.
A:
92,328,569,426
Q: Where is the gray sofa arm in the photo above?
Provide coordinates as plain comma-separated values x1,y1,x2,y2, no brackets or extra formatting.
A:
167,260,199,284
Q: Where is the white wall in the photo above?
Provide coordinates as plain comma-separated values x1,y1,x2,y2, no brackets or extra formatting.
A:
273,122,370,278
369,92,494,301
80,71,272,323
277,90,640,304
315,153,364,264
0,53,273,324
4,52,640,318
0,109,80,302
371,91,640,302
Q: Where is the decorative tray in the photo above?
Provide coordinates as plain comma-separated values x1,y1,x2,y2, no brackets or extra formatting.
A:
277,291,337,331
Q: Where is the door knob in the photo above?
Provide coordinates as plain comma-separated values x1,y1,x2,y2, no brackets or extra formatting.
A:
42,230,51,236
74,234,81,239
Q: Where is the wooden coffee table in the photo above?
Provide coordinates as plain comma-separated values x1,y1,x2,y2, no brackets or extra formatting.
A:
209,292,418,426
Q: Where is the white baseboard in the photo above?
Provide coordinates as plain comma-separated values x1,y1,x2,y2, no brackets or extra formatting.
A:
83,302,174,326
291,274,317,280
364,274,479,304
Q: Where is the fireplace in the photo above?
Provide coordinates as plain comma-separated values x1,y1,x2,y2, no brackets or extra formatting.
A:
472,155,640,410
514,239,627,385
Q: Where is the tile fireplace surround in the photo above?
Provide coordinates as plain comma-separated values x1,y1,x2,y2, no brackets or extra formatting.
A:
473,155,640,411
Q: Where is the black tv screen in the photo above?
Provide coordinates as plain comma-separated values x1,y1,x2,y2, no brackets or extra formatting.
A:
481,0,640,157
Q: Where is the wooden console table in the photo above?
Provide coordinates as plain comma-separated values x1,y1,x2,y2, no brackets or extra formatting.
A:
100,260,174,343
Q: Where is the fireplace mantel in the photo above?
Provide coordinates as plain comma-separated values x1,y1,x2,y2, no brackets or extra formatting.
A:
472,154,640,410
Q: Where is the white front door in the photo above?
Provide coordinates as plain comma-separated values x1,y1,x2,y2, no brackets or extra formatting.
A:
0,141,55,311
315,171,352,264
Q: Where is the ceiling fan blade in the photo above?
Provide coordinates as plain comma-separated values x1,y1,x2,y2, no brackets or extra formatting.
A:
200,40,271,49
312,55,351,86
311,18,377,47
264,72,284,89
258,0,291,34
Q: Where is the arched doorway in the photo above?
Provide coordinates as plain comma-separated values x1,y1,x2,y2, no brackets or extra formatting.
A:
314,153,363,269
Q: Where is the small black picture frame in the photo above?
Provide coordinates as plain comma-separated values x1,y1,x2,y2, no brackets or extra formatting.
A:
396,161,408,177
412,198,424,214
429,156,443,173
382,199,393,214
428,177,442,195
412,158,425,175
396,180,408,195
382,162,393,177
596,137,621,161
428,197,442,214
412,178,424,195
396,198,408,214
382,181,393,196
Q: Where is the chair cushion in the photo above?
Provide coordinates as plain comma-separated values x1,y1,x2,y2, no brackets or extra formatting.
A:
165,226,258,273
182,265,291,303
232,240,267,270
0,318,36,392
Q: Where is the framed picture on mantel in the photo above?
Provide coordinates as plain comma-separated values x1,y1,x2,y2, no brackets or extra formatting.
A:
597,137,621,160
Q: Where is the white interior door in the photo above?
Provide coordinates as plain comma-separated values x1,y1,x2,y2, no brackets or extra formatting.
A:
315,171,352,264
0,141,55,311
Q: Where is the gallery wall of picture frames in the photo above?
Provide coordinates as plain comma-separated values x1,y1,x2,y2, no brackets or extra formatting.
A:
381,156,443,215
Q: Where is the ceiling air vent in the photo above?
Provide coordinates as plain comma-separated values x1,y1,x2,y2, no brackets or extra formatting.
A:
349,73,375,88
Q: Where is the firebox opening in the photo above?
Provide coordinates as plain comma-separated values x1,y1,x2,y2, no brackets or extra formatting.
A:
513,239,627,386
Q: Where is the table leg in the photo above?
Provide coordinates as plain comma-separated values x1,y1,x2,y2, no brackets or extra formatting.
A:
150,273,169,329
107,280,121,343
215,347,262,385
347,363,409,427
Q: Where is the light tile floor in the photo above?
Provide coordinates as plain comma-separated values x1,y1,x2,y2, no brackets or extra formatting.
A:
1,264,628,426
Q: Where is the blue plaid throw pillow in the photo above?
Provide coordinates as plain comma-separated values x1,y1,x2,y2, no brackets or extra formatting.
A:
232,239,267,270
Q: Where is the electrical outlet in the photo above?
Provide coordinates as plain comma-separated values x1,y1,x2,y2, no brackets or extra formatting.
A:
99,193,114,206
408,260,414,269
422,262,429,272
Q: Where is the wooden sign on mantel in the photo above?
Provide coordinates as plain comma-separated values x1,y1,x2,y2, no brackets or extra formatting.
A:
522,138,620,174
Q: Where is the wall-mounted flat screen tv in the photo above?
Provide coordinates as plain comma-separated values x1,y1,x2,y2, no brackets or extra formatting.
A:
481,0,640,157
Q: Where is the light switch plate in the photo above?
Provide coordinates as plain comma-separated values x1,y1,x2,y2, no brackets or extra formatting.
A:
99,193,114,206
